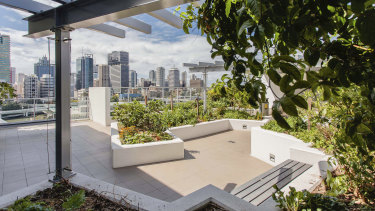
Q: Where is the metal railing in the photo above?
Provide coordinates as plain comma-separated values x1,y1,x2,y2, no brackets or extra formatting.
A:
0,96,90,125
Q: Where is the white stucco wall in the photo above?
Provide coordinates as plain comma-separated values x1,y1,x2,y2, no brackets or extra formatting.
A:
89,87,111,126
251,127,326,166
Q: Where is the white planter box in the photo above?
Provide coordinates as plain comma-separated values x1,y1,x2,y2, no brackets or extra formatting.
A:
111,123,184,168
251,127,327,166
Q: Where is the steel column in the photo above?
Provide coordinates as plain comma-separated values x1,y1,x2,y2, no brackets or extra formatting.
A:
203,70,207,113
54,28,72,180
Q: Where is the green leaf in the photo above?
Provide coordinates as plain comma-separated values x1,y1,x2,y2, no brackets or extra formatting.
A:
183,22,189,34
292,81,310,89
303,48,320,66
279,75,292,93
356,123,373,134
272,106,291,129
225,0,232,17
267,69,281,85
323,86,331,101
280,97,298,116
291,95,308,109
62,190,86,211
279,62,301,80
272,55,296,65
356,10,375,47
238,20,252,37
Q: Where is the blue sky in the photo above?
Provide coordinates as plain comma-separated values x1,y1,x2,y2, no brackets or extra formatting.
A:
0,2,227,85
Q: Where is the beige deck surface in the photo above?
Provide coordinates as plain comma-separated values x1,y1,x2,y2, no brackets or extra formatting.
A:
0,121,272,202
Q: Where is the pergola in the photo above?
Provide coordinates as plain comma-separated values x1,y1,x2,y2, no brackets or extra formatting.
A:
0,0,197,180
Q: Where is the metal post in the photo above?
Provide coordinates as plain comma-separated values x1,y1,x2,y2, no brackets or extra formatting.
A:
127,88,130,102
203,70,207,113
33,98,36,120
162,88,165,103
190,88,192,100
54,27,73,181
176,88,179,103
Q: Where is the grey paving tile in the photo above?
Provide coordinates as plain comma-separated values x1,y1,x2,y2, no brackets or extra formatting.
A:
2,179,27,195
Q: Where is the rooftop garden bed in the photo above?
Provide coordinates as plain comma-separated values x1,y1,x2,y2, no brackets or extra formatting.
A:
112,99,261,145
5,181,135,211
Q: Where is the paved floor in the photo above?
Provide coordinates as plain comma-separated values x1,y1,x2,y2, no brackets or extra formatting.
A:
0,121,272,202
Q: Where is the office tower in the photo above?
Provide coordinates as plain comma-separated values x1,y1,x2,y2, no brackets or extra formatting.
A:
149,70,156,83
98,64,110,87
130,70,137,87
40,74,55,98
0,34,11,83
34,56,55,79
10,67,16,84
24,75,40,98
15,73,25,97
70,73,76,97
156,67,165,87
181,71,187,87
138,78,151,87
108,51,129,91
93,64,99,80
168,67,180,87
76,54,94,90
190,74,204,88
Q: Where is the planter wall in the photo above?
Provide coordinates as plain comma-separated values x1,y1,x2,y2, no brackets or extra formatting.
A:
251,127,327,166
111,122,184,168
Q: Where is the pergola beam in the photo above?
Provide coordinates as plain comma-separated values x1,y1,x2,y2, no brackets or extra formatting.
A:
25,0,196,38
148,9,182,29
115,17,152,34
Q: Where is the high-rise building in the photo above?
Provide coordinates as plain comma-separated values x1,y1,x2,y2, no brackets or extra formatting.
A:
108,51,129,92
98,64,110,87
10,67,16,84
34,56,55,79
149,70,156,83
76,54,94,90
0,34,11,83
138,78,151,87
168,67,180,87
15,73,25,97
24,75,40,98
181,71,187,87
40,74,55,98
130,70,137,87
93,64,99,80
190,74,204,88
70,73,76,97
156,67,165,87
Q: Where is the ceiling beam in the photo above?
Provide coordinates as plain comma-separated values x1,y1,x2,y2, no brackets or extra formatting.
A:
115,17,152,34
25,0,196,38
0,0,51,13
0,0,126,38
148,9,182,29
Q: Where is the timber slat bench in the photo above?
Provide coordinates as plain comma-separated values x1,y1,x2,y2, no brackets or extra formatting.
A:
231,159,312,206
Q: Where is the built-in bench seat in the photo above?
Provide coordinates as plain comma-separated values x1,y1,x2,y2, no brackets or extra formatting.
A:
231,159,312,206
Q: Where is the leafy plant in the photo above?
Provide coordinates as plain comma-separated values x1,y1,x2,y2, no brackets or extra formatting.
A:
0,82,16,105
62,190,85,211
272,186,346,211
8,197,52,211
325,170,349,197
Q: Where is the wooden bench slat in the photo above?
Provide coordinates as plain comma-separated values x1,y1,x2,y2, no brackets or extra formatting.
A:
230,159,295,195
249,163,312,205
235,161,305,199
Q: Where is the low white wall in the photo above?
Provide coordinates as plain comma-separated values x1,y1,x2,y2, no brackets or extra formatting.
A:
111,122,184,168
228,119,269,131
169,119,231,140
89,87,111,126
251,127,326,166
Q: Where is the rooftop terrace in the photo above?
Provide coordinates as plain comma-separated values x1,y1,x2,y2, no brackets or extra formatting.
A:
0,120,271,202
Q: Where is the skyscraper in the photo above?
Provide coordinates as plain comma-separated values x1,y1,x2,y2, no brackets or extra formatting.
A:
156,67,165,87
10,67,16,84
40,74,55,98
15,73,25,97
181,71,187,87
108,51,129,92
24,75,40,98
34,56,55,79
149,70,156,83
0,34,11,83
130,70,137,87
168,67,180,87
70,73,76,97
98,64,110,87
76,54,94,90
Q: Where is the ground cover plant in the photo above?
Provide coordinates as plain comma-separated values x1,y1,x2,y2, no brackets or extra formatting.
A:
179,0,375,208
4,181,135,211
112,99,260,144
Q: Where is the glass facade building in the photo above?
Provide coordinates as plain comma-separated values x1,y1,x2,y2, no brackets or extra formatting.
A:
76,54,94,90
34,56,55,79
0,34,11,83
108,51,129,92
